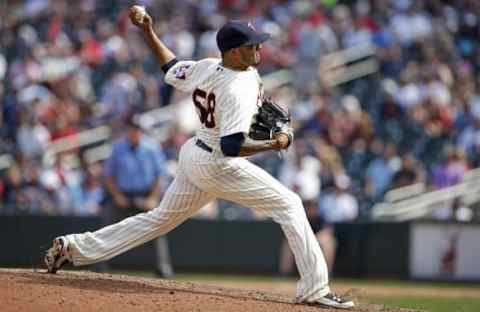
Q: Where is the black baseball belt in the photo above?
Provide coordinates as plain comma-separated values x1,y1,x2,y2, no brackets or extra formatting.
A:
195,139,213,153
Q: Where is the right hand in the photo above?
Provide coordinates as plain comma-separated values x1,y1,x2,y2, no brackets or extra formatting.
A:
274,131,291,150
113,193,129,209
129,6,153,31
274,124,294,150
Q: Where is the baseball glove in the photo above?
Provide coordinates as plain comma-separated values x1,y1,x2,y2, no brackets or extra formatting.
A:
249,97,294,146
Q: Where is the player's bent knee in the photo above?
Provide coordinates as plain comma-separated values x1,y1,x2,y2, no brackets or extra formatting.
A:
273,193,306,225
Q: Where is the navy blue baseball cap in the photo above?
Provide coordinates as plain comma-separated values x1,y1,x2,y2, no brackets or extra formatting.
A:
216,21,270,53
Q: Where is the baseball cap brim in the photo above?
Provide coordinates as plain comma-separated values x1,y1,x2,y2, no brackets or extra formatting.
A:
243,33,270,46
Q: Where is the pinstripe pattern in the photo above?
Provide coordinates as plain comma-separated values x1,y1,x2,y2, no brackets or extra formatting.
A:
181,139,330,300
65,57,330,302
165,58,262,152
67,162,214,266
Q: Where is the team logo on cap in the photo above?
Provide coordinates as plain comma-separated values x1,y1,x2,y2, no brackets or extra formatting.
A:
247,22,256,31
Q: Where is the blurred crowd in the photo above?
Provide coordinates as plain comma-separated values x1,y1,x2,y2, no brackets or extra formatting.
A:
1,0,480,222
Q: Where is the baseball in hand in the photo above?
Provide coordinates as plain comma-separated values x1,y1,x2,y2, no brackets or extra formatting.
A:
131,5,146,23
275,132,290,149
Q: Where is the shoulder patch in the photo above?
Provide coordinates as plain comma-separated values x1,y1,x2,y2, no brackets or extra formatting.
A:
174,65,190,80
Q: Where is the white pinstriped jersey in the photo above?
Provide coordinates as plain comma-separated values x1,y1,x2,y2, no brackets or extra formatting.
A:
165,58,264,152
61,37,330,304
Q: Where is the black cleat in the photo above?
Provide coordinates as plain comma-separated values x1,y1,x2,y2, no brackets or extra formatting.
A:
305,292,355,309
44,237,72,274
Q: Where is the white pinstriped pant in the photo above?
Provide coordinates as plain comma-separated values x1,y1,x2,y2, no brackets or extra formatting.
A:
66,137,330,301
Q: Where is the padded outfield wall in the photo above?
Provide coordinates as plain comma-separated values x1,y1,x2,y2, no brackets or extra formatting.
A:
0,216,478,280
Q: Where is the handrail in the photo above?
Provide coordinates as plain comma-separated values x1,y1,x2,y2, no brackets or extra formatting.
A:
319,43,378,87
371,168,480,221
321,43,376,68
262,69,293,90
384,182,426,203
46,126,111,155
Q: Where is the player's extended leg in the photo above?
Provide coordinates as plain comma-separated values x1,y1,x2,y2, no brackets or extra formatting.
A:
47,173,214,269
187,157,352,308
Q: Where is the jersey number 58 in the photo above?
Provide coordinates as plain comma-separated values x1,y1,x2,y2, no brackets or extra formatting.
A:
192,88,216,128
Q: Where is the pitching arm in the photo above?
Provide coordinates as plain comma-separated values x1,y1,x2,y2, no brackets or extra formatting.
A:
129,6,176,69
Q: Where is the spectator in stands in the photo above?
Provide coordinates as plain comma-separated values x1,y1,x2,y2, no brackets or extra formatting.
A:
432,145,470,189
390,152,425,189
458,118,480,165
278,139,322,202
431,146,471,220
103,112,174,277
70,160,105,216
344,138,369,187
319,174,359,224
1,0,480,222
365,140,400,201
317,174,359,271
16,109,50,160
2,157,55,215
39,164,72,215
1,163,26,214
98,72,141,123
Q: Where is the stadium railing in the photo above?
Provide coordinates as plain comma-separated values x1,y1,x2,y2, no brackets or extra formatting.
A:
371,168,480,221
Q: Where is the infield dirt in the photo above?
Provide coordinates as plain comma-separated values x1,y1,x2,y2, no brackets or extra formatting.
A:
0,268,416,312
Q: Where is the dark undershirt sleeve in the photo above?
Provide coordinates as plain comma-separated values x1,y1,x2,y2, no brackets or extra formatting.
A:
220,132,245,157
161,58,179,74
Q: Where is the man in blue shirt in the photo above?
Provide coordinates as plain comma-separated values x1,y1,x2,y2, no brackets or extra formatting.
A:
103,113,174,278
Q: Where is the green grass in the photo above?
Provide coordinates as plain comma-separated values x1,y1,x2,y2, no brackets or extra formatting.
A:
173,274,480,312
336,277,480,290
108,271,480,289
366,296,480,312
174,272,293,282
109,270,296,283
109,271,480,312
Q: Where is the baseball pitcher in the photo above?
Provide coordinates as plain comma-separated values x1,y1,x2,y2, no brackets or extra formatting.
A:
44,5,354,309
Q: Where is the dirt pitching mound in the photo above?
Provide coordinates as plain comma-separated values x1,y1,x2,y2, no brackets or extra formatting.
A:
0,268,413,312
